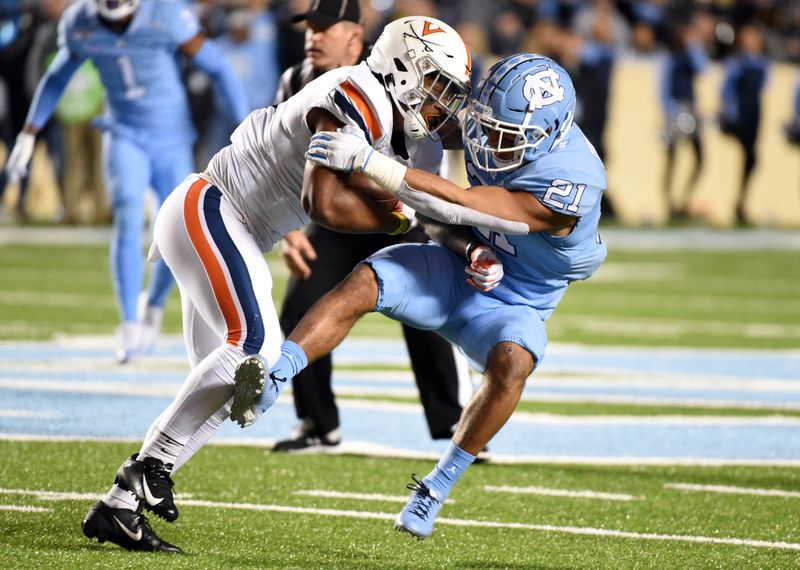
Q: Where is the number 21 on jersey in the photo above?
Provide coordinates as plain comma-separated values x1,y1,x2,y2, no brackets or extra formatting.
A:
543,178,585,213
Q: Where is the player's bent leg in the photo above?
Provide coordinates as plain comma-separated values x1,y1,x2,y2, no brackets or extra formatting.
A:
105,134,151,363
124,176,278,507
453,341,534,455
231,264,379,428
82,500,181,553
395,343,533,540
288,262,379,361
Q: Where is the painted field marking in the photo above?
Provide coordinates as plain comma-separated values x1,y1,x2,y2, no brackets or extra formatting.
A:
168,499,800,551
665,483,800,499
484,485,639,501
0,505,51,513
294,490,454,504
0,409,58,419
0,379,180,397
0,488,194,501
2,487,798,551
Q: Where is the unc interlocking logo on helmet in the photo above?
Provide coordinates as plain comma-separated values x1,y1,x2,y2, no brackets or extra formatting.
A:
523,69,565,111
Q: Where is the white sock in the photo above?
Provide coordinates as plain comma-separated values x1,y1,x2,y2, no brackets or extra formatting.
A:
138,344,241,465
104,484,139,511
142,429,185,466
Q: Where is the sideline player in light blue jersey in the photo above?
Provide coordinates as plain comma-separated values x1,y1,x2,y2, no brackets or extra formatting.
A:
232,53,607,539
4,0,250,363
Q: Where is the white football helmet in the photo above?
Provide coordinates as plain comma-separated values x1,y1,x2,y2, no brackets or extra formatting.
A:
96,0,140,21
366,16,472,140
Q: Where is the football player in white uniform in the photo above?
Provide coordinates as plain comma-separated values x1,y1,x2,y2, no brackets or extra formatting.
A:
81,16,476,553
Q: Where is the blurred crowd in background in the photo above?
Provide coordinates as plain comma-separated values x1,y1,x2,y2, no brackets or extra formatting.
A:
1,0,800,225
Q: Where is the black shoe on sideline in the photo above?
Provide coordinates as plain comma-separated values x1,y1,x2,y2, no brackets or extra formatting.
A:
273,428,340,453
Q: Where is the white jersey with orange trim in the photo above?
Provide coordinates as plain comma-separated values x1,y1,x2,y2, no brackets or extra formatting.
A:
203,61,441,251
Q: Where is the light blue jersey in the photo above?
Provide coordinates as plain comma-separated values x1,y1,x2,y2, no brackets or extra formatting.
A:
365,125,607,371
465,125,607,320
59,0,199,145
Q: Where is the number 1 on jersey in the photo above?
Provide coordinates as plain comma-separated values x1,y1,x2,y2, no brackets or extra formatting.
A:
116,56,146,100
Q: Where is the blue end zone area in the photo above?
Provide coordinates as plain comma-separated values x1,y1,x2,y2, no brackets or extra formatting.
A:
1,338,799,463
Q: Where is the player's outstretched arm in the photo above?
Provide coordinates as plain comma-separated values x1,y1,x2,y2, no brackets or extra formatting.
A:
4,47,84,183
180,34,250,124
306,129,575,235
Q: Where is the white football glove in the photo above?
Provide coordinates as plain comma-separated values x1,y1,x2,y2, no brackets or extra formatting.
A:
465,244,504,292
5,132,36,184
305,125,373,173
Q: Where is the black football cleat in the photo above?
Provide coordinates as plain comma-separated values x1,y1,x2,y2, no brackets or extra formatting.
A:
82,501,181,553
116,454,178,522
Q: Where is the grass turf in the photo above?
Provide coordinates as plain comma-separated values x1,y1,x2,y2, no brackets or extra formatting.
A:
1,244,799,348
1,242,799,568
1,440,799,569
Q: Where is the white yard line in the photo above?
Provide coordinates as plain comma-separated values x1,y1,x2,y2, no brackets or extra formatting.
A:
0,409,58,419
293,490,454,504
0,379,181,397
4,486,794,551
0,505,51,513
484,485,639,501
664,483,800,499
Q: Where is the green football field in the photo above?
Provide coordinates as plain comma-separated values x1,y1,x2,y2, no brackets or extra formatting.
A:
1,235,799,568
1,441,799,569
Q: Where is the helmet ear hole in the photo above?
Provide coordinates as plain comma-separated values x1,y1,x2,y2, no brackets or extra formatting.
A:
393,58,408,73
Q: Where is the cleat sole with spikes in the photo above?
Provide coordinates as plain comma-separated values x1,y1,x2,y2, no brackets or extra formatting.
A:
230,355,267,428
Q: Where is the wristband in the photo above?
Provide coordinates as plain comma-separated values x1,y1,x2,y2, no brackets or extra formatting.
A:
388,211,411,235
465,241,480,263
361,150,407,195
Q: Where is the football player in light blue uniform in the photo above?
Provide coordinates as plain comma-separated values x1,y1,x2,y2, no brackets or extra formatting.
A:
233,53,607,540
4,0,249,364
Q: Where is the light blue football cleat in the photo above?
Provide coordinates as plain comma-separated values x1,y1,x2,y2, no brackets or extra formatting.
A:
229,355,282,428
394,475,444,539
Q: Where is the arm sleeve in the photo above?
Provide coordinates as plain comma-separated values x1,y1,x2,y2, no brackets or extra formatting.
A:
396,182,529,235
25,46,85,130
191,40,250,123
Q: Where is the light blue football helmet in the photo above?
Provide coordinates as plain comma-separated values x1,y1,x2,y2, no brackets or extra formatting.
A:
463,53,576,172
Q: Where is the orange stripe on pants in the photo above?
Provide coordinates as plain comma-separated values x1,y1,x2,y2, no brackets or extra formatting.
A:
183,178,243,348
